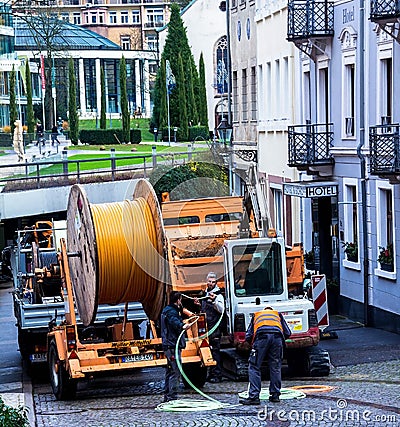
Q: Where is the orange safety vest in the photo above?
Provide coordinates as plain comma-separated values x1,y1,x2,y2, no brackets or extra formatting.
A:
253,309,283,334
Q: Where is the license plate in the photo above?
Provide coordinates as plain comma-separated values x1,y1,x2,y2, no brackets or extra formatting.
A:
122,353,153,363
30,353,47,363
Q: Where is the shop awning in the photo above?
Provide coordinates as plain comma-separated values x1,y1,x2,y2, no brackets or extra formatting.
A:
283,181,338,198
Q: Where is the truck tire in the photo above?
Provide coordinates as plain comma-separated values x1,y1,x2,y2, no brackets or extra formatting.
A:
17,327,31,362
48,341,77,400
181,363,207,388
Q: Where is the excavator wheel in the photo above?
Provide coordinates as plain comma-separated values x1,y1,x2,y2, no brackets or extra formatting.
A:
48,340,77,400
181,363,207,388
287,346,330,377
220,348,249,381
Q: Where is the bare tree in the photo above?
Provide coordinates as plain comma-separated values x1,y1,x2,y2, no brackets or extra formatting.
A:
13,0,68,129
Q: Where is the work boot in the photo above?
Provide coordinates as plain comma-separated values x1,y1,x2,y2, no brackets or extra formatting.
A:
269,394,280,403
239,397,260,405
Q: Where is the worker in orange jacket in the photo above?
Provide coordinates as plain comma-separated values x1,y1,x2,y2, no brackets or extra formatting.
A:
239,306,291,405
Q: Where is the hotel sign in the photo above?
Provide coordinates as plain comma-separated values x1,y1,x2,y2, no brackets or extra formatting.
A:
284,182,338,198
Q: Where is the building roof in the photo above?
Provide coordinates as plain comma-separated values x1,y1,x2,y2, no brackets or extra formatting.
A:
14,17,121,51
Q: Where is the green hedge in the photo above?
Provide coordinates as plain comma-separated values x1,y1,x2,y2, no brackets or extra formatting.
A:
130,129,141,144
79,129,141,145
189,126,209,142
0,133,11,147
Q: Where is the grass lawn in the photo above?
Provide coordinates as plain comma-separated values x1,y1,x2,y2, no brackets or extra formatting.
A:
32,144,204,175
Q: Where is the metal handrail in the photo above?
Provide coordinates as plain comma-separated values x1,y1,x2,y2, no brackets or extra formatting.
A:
0,147,203,191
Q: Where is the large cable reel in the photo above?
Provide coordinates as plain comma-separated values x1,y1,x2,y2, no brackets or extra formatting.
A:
66,179,168,326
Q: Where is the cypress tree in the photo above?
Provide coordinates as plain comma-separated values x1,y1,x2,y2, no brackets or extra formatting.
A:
154,3,199,137
9,66,18,135
198,53,208,128
176,54,188,141
120,56,130,142
25,61,35,135
186,60,198,127
68,58,79,145
100,66,106,129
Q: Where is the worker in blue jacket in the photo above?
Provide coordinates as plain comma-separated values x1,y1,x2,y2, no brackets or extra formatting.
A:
239,306,291,405
161,291,190,402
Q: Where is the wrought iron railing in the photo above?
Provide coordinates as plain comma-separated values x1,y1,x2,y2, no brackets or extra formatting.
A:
370,0,400,21
288,123,334,167
369,124,400,174
287,0,334,41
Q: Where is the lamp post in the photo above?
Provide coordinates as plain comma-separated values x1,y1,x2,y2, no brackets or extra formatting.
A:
216,117,234,195
154,127,158,142
216,117,232,145
173,127,177,143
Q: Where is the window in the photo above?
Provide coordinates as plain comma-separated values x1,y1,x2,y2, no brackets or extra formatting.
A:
146,34,157,51
343,178,359,265
214,36,228,94
266,62,271,119
282,57,289,118
340,27,357,138
121,11,129,24
146,8,163,27
376,182,395,275
61,13,69,21
121,35,131,50
91,13,97,24
99,13,104,24
380,57,392,125
73,13,81,25
0,71,7,96
250,66,256,121
317,63,329,124
303,70,311,123
274,59,280,118
232,71,238,122
242,68,248,121
344,64,355,136
271,186,283,235
109,11,117,24
257,64,264,121
132,10,140,23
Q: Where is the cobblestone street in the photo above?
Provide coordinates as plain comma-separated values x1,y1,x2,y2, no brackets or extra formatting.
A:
31,359,400,427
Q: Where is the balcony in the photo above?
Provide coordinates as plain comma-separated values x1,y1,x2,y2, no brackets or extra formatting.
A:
370,123,400,182
371,0,400,21
144,21,164,28
370,0,400,42
287,0,334,60
288,123,334,176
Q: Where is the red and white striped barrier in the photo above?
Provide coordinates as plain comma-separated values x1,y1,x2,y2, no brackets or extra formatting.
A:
311,274,329,329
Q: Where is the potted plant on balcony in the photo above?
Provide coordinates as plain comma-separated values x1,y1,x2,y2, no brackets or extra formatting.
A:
378,244,394,272
342,241,358,262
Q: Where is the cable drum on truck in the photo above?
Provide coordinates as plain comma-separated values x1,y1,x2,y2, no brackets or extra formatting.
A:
66,179,169,326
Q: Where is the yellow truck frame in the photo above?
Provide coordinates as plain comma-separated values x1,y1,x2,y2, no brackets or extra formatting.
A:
47,240,215,400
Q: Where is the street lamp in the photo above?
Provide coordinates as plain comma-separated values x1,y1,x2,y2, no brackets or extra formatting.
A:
173,127,177,143
154,127,158,142
216,117,233,146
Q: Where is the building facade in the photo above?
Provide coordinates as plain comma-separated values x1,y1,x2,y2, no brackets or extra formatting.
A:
286,0,400,332
4,18,153,129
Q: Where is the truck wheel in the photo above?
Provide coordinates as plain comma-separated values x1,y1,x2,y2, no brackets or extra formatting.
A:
17,327,31,362
181,363,207,388
48,341,77,400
